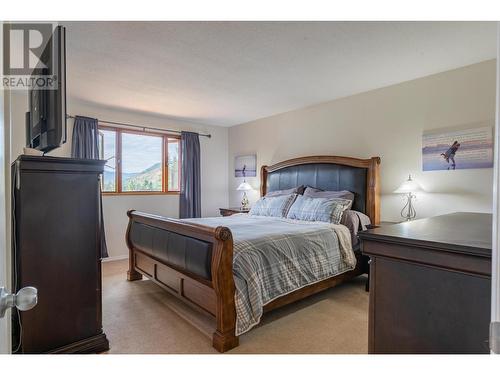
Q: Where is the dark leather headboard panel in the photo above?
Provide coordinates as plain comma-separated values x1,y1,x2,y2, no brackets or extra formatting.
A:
266,163,367,213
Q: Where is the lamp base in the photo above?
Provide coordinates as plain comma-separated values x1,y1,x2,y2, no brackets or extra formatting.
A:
241,192,250,211
400,193,416,221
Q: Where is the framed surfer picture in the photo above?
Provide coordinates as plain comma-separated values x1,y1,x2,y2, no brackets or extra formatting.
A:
234,154,257,177
422,125,494,171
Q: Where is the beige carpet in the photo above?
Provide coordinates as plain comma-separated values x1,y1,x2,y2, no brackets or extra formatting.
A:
102,259,369,354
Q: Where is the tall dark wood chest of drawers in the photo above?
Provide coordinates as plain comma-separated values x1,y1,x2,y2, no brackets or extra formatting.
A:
11,155,109,353
358,212,491,354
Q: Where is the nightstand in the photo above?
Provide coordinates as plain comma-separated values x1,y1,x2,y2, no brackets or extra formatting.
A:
219,207,250,216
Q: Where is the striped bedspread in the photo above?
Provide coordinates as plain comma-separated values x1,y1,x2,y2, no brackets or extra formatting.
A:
183,214,356,335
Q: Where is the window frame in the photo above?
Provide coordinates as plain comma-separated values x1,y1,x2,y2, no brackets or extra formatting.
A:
99,124,181,196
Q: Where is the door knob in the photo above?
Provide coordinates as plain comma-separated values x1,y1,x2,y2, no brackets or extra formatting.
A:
0,286,38,318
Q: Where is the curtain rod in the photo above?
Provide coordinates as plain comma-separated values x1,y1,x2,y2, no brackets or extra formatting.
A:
66,114,211,138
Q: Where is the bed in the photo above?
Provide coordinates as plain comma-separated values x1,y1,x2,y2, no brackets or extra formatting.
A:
126,155,380,352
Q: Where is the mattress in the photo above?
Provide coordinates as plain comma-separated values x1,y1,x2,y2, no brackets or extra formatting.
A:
184,214,356,335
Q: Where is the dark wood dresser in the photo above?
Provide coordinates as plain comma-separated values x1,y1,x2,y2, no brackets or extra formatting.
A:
358,212,491,354
12,155,109,354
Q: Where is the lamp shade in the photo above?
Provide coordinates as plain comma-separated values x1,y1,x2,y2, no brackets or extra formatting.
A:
394,175,422,194
236,182,252,191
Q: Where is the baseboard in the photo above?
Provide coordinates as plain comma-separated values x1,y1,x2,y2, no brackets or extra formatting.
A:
102,254,128,263
47,332,109,354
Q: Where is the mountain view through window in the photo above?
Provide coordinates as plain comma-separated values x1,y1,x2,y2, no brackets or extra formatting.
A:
98,127,180,194
122,133,162,191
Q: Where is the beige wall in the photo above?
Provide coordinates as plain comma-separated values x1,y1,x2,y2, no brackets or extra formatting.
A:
8,59,496,258
10,94,229,259
228,60,496,222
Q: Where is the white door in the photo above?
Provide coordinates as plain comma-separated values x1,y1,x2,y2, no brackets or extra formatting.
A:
0,21,10,354
491,23,500,354
0,84,9,355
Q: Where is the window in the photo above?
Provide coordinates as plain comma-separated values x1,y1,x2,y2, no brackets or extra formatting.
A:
98,126,181,194
167,138,180,191
99,129,117,192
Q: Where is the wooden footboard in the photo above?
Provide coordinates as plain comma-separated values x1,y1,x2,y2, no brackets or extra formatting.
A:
125,210,238,352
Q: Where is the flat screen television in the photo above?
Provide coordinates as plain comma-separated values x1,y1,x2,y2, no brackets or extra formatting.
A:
26,25,67,153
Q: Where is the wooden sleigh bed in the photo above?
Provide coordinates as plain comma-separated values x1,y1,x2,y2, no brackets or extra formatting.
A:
126,155,380,352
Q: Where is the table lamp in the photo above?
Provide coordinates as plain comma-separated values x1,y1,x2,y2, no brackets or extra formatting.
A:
236,181,252,210
394,174,422,221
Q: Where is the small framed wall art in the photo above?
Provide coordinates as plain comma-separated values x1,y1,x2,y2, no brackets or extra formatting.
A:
234,154,257,177
422,125,493,171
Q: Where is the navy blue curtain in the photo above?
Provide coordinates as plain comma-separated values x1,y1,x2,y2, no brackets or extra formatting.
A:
179,131,201,218
71,116,109,258
71,116,100,159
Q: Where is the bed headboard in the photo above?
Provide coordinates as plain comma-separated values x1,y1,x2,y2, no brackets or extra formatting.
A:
260,155,381,225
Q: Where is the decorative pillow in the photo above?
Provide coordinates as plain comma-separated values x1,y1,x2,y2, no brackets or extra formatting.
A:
249,194,297,218
286,195,352,224
303,187,354,209
340,210,372,246
265,185,305,197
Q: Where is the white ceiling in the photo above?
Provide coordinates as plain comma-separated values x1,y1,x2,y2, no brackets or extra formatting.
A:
63,21,497,127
